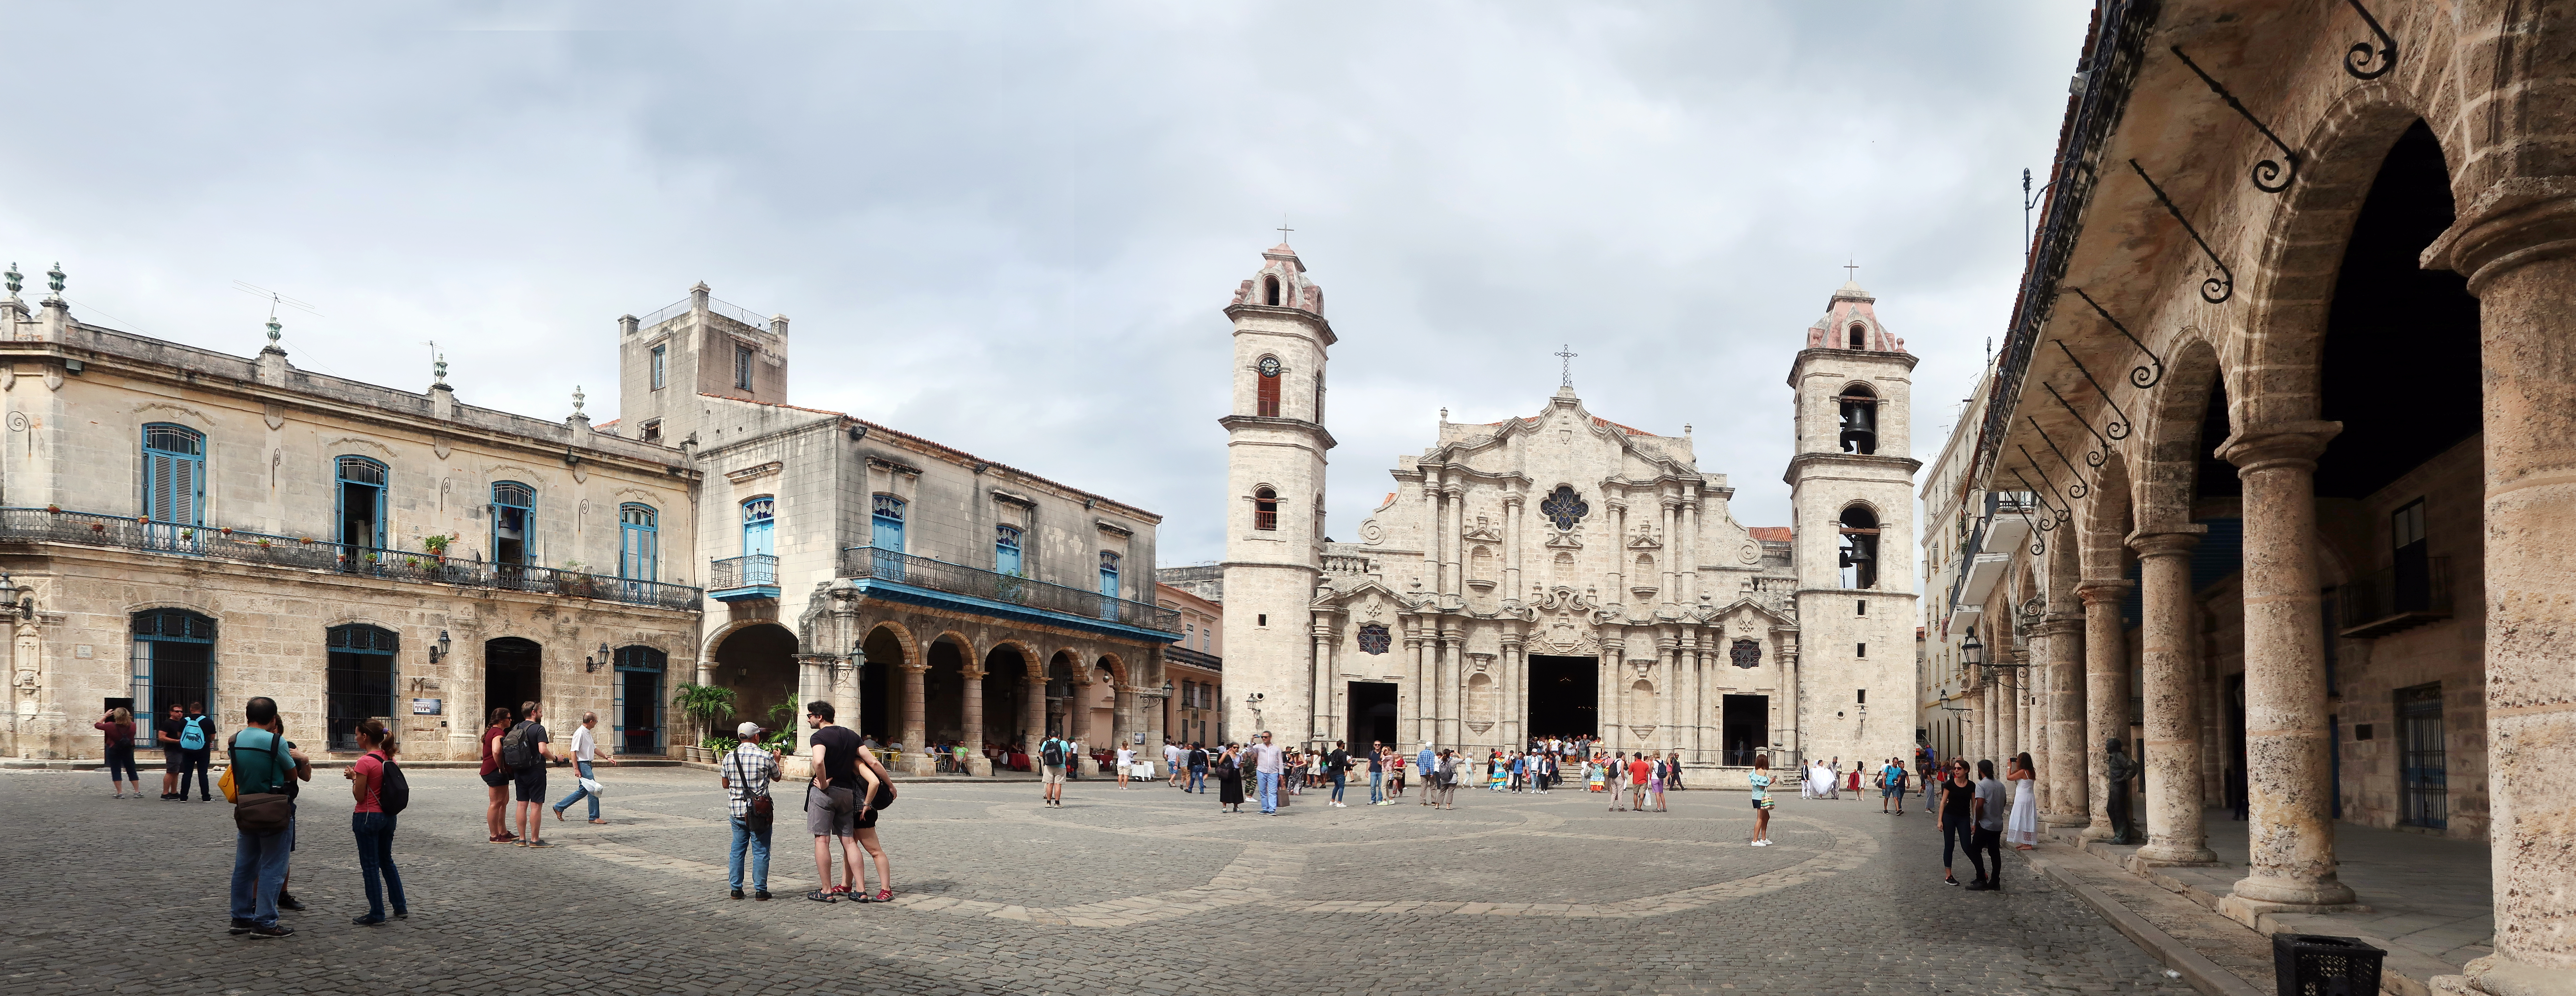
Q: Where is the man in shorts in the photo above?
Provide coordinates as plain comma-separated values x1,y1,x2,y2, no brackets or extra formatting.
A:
804,700,867,901
1039,734,1070,807
1881,757,1909,814
509,702,556,847
154,703,187,800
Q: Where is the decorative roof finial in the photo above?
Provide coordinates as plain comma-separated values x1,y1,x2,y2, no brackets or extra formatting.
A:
572,385,586,414
45,262,65,296
433,352,448,387
1554,343,1578,387
3,263,19,296
266,318,282,346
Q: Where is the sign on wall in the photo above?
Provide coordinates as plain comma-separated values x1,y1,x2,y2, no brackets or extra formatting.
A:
411,698,443,716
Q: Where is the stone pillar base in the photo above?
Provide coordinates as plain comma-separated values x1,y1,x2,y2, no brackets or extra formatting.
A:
967,755,993,778
2132,842,2219,866
904,753,936,777
2125,852,2222,873
2216,892,2366,931
2433,955,2576,996
2229,871,2357,907
2041,811,2089,828
2079,822,2113,841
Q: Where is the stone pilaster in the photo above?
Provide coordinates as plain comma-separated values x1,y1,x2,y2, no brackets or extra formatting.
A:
2078,581,2133,841
2039,614,2088,826
961,668,991,776
2216,427,2354,908
2131,529,2214,864
900,663,933,776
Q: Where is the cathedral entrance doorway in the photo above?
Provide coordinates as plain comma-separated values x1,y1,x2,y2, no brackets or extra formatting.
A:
1524,654,1597,740
1346,681,1397,749
1721,694,1769,767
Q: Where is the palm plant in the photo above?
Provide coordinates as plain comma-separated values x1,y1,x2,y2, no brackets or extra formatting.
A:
672,682,738,754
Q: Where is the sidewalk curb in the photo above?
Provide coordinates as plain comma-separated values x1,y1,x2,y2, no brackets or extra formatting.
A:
2026,851,2266,996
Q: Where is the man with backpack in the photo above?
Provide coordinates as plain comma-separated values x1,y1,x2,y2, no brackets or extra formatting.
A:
500,701,555,847
226,696,309,939
1326,740,1351,807
1187,742,1209,794
176,701,218,802
1039,734,1070,807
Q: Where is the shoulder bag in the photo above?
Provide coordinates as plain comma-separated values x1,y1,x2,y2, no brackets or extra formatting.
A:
230,732,294,835
738,752,775,830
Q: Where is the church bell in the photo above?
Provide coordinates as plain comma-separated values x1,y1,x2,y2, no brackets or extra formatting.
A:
1839,399,1878,455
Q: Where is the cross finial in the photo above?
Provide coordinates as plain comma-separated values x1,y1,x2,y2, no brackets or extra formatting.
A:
1554,344,1578,387
1276,217,1293,243
1843,259,1860,282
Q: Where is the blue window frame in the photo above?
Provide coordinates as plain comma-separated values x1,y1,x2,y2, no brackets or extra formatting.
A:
140,424,206,552
491,482,534,566
613,646,668,756
870,495,905,581
335,456,388,551
742,497,775,557
649,345,666,390
130,609,216,749
995,525,1023,575
1098,550,1121,597
619,503,658,582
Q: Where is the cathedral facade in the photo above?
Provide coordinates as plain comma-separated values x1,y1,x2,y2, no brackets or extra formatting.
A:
1218,244,1919,773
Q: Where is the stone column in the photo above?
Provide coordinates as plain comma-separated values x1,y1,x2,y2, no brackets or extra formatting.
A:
2437,201,2576,991
900,663,932,776
2132,530,2213,864
1658,499,1679,608
2216,427,2353,907
1114,683,1135,753
1502,494,1524,595
1601,640,1623,750
1661,644,1681,753
960,668,992,776
1408,628,1427,745
2039,615,2088,826
2077,581,2132,840
1997,657,2019,764
1680,500,1699,606
1500,637,1523,749
1022,674,1045,760
1312,627,1334,745
1609,502,1629,594
2028,653,2050,815
1440,630,1463,748
1443,488,1464,598
1422,483,1443,597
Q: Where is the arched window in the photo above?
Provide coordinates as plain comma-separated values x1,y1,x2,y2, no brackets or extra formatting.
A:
336,456,388,550
1848,322,1867,349
995,524,1024,575
140,423,206,529
1255,356,1282,417
1253,487,1279,531
131,609,216,748
490,482,534,567
1540,485,1590,531
326,624,398,751
613,645,669,755
1264,276,1282,306
619,503,658,582
1839,505,1881,590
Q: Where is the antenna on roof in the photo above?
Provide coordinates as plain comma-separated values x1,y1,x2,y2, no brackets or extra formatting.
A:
231,281,321,321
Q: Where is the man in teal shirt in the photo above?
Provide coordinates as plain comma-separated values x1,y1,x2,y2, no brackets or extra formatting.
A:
227,696,310,938
1881,758,1909,815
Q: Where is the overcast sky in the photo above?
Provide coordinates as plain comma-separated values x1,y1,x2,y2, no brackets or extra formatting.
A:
2,2,2092,567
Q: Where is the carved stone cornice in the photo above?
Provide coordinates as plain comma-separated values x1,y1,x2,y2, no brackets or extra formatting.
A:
2215,422,2339,474
2422,176,2576,293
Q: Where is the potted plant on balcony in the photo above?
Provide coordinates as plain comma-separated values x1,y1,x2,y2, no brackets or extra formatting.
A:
672,682,737,763
996,568,1029,605
421,532,454,561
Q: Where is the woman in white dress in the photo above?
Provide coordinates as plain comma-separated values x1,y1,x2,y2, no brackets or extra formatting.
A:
2005,751,2041,849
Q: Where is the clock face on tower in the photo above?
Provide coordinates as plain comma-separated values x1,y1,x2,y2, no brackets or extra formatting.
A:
1258,356,1281,378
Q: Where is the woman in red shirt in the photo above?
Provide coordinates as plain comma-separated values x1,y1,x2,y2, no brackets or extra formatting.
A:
344,718,407,925
480,707,516,843
94,707,139,798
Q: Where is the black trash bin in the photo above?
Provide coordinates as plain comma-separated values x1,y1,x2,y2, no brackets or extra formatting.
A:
2271,934,2384,996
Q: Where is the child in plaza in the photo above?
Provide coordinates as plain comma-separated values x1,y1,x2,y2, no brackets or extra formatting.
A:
1747,754,1775,846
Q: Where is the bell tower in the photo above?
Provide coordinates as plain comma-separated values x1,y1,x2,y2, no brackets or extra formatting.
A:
1785,277,1920,768
1219,243,1335,744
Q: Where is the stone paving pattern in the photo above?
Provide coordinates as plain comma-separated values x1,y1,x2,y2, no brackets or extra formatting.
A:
0,770,2199,994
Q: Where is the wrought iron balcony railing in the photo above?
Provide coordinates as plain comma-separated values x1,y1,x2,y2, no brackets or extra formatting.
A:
0,507,701,610
709,553,779,591
840,545,1181,634
2338,557,2452,639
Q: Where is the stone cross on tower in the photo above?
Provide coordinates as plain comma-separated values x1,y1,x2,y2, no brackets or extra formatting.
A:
1554,344,1578,387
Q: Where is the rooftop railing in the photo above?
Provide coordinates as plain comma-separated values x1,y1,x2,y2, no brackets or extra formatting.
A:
840,545,1182,634
0,507,701,611
638,295,776,331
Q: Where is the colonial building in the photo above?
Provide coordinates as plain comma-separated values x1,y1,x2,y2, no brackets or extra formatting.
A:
0,268,702,762
614,283,1181,775
1153,574,1222,747
1943,3,2576,993
1215,244,1919,771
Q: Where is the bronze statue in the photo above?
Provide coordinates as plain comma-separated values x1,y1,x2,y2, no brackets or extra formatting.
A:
2104,738,2137,844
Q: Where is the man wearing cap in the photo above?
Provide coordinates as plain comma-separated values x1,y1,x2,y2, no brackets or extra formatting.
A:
1244,731,1286,816
719,721,782,900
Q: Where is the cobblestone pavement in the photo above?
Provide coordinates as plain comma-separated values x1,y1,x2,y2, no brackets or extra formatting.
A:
0,769,2196,995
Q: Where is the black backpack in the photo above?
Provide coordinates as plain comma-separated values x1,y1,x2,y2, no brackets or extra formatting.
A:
375,752,410,815
1041,738,1066,767
500,721,537,769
